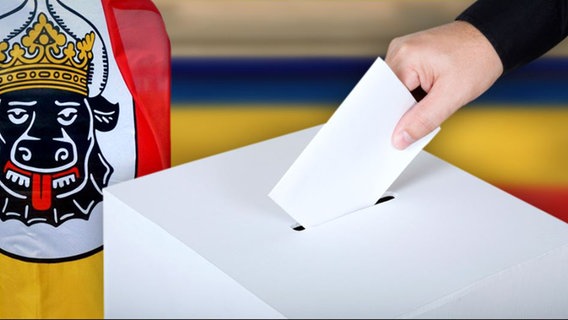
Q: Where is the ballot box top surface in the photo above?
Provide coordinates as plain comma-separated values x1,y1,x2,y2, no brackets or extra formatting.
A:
105,126,568,319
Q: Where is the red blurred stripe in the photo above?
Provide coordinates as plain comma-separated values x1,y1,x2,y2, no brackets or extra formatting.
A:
497,184,568,223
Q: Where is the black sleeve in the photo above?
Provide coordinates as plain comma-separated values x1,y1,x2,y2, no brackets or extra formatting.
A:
456,0,568,73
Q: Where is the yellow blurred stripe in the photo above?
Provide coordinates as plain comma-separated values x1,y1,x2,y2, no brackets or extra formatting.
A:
427,106,568,186
171,105,334,164
171,105,568,186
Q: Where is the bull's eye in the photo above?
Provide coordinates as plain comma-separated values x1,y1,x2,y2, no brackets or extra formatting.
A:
58,107,78,126
7,108,29,125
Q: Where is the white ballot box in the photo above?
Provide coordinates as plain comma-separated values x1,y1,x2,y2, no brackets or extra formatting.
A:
103,126,568,319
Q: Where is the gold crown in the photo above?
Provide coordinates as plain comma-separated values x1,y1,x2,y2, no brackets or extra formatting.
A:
0,12,95,96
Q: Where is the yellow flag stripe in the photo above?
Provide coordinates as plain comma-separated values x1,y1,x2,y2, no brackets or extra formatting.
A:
0,252,103,319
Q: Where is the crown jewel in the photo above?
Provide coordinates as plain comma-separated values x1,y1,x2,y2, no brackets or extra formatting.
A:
0,12,95,96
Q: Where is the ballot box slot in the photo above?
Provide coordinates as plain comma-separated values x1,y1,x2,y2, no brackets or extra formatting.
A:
291,224,306,231
290,192,396,231
375,192,396,205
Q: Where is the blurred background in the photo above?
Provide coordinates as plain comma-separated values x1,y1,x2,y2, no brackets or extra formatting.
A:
153,0,568,222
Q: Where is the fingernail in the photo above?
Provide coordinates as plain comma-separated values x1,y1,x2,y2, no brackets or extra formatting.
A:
393,130,415,150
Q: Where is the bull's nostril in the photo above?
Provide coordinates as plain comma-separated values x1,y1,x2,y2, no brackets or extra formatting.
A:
55,148,70,162
17,147,32,162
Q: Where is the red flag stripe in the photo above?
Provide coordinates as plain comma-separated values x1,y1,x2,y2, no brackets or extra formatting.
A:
102,0,171,177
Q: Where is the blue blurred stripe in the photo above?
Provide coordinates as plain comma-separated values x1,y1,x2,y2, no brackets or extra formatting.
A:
171,57,370,104
172,56,568,105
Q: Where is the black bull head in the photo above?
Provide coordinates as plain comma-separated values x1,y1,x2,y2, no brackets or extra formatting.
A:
0,88,118,226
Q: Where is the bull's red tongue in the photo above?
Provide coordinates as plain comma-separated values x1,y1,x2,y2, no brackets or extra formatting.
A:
32,173,52,211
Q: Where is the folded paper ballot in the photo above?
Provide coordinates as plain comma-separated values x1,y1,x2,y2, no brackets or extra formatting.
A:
269,57,440,228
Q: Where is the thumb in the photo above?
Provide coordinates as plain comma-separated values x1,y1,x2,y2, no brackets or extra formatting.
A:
392,84,459,150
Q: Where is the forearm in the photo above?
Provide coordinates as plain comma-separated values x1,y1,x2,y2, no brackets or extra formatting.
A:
457,0,568,73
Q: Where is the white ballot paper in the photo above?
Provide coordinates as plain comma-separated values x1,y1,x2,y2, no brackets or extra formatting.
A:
269,57,440,228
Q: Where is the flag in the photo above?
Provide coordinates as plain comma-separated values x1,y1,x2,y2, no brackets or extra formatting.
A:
0,0,170,318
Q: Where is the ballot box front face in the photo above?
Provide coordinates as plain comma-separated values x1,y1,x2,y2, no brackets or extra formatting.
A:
104,126,568,319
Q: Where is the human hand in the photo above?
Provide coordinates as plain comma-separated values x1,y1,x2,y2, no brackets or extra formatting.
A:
386,20,503,149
